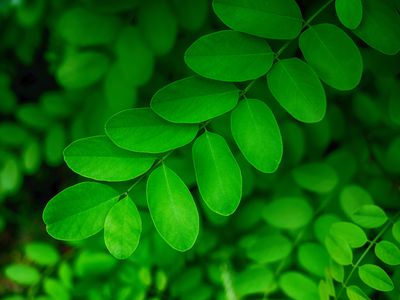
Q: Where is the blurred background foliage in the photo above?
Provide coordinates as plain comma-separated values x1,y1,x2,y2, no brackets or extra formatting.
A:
0,0,399,299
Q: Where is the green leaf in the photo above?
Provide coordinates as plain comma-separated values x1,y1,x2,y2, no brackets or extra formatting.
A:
351,204,388,228
299,24,363,91
231,99,282,173
314,214,342,244
297,243,329,277
151,76,239,123
56,51,110,89
185,30,273,82
392,220,400,243
354,0,400,55
0,122,29,147
43,278,70,300
146,164,199,251
375,240,400,266
339,185,373,217
329,222,367,248
105,108,198,153
325,234,353,265
318,281,330,300
358,264,394,291
212,0,303,39
43,182,119,240
279,272,319,300
329,259,344,282
57,7,121,46
5,264,40,285
263,196,313,229
64,136,155,182
346,285,370,300
16,103,51,131
44,124,66,167
22,139,41,175
192,132,242,216
267,58,326,123
104,197,142,259
335,0,363,29
292,162,338,194
246,234,292,264
25,242,59,266
234,266,275,297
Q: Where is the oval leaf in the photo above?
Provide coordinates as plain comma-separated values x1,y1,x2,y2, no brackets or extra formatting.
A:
392,220,400,243
104,197,142,259
43,182,119,240
231,99,282,173
375,240,400,266
346,285,370,300
279,272,319,300
5,264,40,286
330,222,367,248
212,0,303,39
299,23,363,91
335,0,363,30
292,162,338,194
185,30,273,82
358,264,394,291
246,234,292,264
105,108,198,153
297,243,329,276
151,76,239,123
325,234,353,266
192,132,242,216
267,58,326,123
64,136,156,182
25,242,59,266
351,204,388,228
146,164,199,251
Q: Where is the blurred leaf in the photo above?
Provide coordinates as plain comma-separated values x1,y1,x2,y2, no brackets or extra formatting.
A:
335,0,363,29
340,185,374,217
233,266,275,297
392,220,400,243
351,204,388,228
0,122,29,147
43,278,70,300
292,162,338,194
297,242,329,276
346,285,370,300
279,272,318,300
25,242,59,266
44,124,66,167
5,264,40,285
245,233,292,264
329,222,367,248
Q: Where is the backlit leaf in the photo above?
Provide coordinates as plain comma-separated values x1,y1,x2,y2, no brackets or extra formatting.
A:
192,132,242,216
358,264,394,291
146,164,199,251
151,76,239,123
105,108,198,153
392,220,400,243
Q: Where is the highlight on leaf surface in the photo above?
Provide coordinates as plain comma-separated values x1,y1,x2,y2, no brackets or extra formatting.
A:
151,76,239,123
105,108,198,153
104,196,142,260
146,164,199,251
267,58,326,123
64,135,156,182
212,0,303,40
43,182,119,241
185,30,274,82
231,99,282,173
335,0,363,30
299,23,363,91
358,264,394,292
192,131,242,216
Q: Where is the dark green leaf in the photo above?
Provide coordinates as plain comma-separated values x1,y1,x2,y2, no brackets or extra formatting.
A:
267,58,326,123
335,0,363,29
147,164,199,251
358,264,394,291
292,162,338,193
375,240,400,265
43,278,70,300
151,76,239,123
64,136,155,182
231,99,282,173
212,0,303,39
192,132,242,216
392,220,400,243
105,108,198,153
299,24,363,90
43,182,119,240
185,30,273,82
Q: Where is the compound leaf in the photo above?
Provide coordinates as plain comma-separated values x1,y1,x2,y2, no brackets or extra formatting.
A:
212,0,303,39
105,108,198,153
192,131,242,216
358,264,394,291
231,99,282,173
104,197,142,259
146,164,199,251
64,136,156,182
267,58,326,123
185,30,273,82
151,76,239,123
299,24,362,91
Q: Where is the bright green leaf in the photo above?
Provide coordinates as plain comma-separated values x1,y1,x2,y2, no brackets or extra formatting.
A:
104,197,142,259
263,196,313,229
346,285,370,300
325,234,353,265
299,23,363,90
335,0,363,29
43,182,119,240
5,264,40,285
212,0,303,39
351,204,388,228
279,272,319,300
234,266,275,297
329,222,367,248
192,132,242,216
297,243,329,277
64,136,155,182
267,58,326,123
185,30,273,82
340,185,373,217
43,278,70,300
375,240,400,265
231,99,282,173
151,76,239,123
105,108,198,153
292,162,338,194
358,264,394,291
25,242,59,266
146,164,199,251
